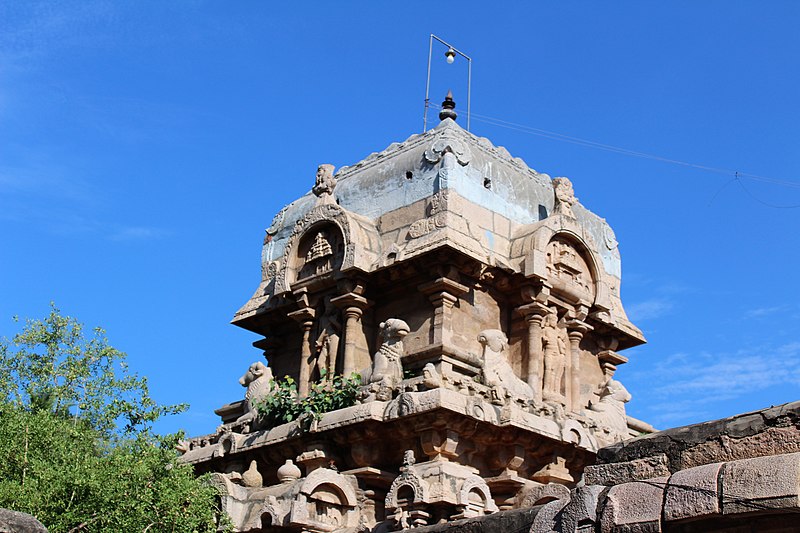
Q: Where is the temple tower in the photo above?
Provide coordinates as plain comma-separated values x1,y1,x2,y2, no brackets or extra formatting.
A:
181,94,650,532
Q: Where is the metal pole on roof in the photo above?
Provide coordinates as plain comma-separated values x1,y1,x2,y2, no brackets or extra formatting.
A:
423,34,472,132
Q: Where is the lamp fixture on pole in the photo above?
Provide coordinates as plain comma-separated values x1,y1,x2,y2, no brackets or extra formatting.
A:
423,35,472,132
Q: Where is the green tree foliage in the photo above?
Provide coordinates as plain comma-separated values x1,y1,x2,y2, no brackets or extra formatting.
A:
0,305,224,532
256,370,361,429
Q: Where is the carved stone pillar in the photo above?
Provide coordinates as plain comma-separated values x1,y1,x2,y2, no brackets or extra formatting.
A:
288,307,315,397
419,277,468,347
565,320,592,412
331,292,370,377
515,302,549,402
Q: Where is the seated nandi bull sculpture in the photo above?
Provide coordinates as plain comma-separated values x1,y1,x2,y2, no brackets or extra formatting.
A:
362,318,409,401
478,329,534,404
235,361,274,429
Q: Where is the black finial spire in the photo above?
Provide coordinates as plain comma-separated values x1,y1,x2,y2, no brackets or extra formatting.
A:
439,90,457,122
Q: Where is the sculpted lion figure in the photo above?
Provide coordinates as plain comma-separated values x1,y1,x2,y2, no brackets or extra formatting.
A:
236,361,274,425
478,329,534,404
363,319,410,394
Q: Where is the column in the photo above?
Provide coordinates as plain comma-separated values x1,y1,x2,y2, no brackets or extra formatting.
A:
418,277,468,347
566,320,592,412
331,292,370,377
288,307,315,397
515,302,549,403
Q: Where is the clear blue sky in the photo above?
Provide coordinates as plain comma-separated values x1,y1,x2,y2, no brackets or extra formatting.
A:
2,2,799,436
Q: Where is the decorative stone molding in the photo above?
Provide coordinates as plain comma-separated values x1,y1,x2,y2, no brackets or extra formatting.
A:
424,134,472,166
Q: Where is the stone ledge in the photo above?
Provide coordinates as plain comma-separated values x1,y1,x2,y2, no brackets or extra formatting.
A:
400,507,538,533
596,401,800,472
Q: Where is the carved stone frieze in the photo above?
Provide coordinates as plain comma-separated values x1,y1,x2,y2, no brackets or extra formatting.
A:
408,191,449,239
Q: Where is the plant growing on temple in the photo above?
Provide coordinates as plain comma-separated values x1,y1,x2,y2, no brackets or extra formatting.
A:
256,370,362,429
0,304,225,532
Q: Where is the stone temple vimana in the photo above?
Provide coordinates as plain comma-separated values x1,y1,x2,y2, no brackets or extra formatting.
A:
180,93,655,531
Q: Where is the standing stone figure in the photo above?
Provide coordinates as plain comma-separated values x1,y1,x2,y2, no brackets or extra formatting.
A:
541,309,566,403
552,177,577,218
315,297,342,379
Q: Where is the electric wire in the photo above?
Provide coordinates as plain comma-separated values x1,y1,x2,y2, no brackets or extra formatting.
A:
427,103,800,208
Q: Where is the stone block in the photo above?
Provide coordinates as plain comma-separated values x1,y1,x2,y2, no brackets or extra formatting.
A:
599,477,667,532
528,498,567,533
664,462,722,522
721,451,800,515
557,485,605,532
493,213,511,238
584,454,670,486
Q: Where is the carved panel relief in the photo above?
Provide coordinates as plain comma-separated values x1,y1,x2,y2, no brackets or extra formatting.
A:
545,237,595,301
408,191,448,239
295,224,344,282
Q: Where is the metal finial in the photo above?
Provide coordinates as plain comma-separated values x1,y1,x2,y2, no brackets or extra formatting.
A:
439,90,457,122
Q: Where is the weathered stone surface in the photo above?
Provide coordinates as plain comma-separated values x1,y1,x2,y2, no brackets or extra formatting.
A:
402,507,538,533
721,452,800,515
0,509,48,533
528,499,567,533
664,462,722,522
599,477,667,532
583,454,670,486
556,485,605,533
596,401,800,472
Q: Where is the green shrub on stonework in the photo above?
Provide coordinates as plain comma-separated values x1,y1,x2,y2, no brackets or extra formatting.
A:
256,370,361,429
0,304,226,532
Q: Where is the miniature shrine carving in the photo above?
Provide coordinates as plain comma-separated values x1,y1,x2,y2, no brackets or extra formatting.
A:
545,237,595,299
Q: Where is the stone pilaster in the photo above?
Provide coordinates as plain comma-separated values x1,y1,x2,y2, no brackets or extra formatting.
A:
516,302,549,403
419,277,468,347
331,292,371,377
287,307,316,397
566,320,592,413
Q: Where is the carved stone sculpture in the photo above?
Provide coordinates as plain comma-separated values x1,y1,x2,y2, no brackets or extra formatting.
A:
312,163,337,204
363,319,410,396
588,379,631,443
315,296,342,379
552,177,577,218
237,361,274,425
477,329,534,404
542,310,567,405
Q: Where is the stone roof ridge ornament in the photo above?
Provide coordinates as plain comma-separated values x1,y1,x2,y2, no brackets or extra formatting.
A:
439,90,458,122
552,176,578,218
423,129,472,167
311,163,337,206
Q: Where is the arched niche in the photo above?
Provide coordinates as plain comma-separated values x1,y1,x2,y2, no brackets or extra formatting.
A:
290,222,345,286
458,475,498,517
386,471,428,511
521,217,611,311
289,469,360,530
274,204,381,295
